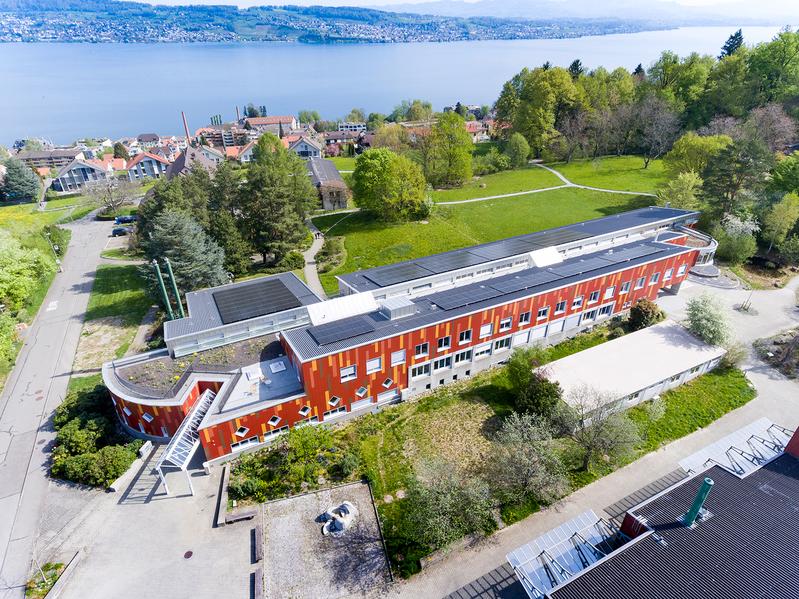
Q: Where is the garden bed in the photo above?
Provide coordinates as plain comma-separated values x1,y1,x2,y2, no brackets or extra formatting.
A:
755,329,799,378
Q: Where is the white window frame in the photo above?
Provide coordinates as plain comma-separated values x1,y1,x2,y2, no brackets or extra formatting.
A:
141,412,153,423
499,317,512,332
678,264,687,276
537,306,549,320
355,386,368,398
454,349,472,364
433,356,452,371
554,300,566,314
323,406,347,419
604,286,616,299
437,336,451,350
664,268,673,281
234,426,250,438
366,357,382,374
572,296,583,309
620,281,631,294
415,342,429,358
411,363,431,379
231,436,260,452
582,309,598,323
329,396,341,407
474,343,492,359
649,272,661,285
340,365,356,382
268,415,281,427
390,349,406,366
459,329,472,344
382,377,393,388
599,304,613,317
493,337,511,353
519,311,531,325
123,406,132,417
299,405,311,417
634,277,645,290
588,291,600,304
479,323,493,338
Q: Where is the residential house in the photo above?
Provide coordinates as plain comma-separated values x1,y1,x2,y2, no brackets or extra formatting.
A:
136,133,160,149
323,130,360,146
89,155,127,174
51,159,108,192
465,120,491,143
244,116,298,137
17,148,84,170
166,145,222,179
307,158,350,210
288,136,323,159
337,122,366,132
127,152,170,182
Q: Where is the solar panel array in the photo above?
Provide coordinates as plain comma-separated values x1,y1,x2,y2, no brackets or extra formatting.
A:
507,510,615,598
213,278,303,325
364,263,435,287
548,256,614,278
427,285,504,311
307,315,375,346
489,271,562,294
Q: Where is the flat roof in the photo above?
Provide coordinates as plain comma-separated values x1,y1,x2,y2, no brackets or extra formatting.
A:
283,238,694,361
164,272,321,341
550,453,799,599
542,321,726,404
338,207,698,293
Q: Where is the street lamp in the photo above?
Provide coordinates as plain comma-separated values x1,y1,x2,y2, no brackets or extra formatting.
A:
43,231,63,273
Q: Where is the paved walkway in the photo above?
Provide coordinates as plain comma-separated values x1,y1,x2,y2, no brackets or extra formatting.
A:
386,276,799,599
0,212,111,599
303,220,328,299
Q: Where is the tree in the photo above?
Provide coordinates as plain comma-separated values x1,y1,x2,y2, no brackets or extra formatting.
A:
696,50,750,123
685,293,731,346
0,230,53,311
628,298,664,331
85,178,139,214
208,211,252,276
702,136,774,216
248,134,317,218
372,123,411,154
568,59,584,80
663,132,732,176
780,234,799,264
245,103,260,118
552,109,591,162
761,193,799,253
352,148,428,221
516,371,563,418
404,458,494,549
656,171,703,210
139,211,227,295
712,214,759,265
389,99,433,123
112,142,129,160
298,110,321,124
345,108,366,123
424,111,473,188
137,166,211,238
636,95,680,168
505,132,530,168
747,29,799,105
484,413,568,504
366,112,386,131
771,152,799,194
633,63,646,80
0,157,40,202
506,346,547,396
208,160,240,213
568,385,641,471
0,312,17,364
745,103,797,152
719,29,744,59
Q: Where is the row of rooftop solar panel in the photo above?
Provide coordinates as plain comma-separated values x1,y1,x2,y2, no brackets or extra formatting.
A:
212,278,303,325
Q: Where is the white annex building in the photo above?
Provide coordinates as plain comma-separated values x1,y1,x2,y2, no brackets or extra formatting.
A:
541,320,726,409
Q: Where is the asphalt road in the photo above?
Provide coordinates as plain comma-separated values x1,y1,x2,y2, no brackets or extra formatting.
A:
0,213,110,598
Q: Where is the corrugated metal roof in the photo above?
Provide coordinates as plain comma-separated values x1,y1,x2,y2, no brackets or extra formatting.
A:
550,454,799,599
283,239,693,361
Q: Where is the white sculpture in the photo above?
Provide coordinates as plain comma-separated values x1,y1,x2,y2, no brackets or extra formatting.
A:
320,501,358,536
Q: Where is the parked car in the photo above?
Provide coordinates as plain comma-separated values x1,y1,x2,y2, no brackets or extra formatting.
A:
114,215,137,224
111,226,130,237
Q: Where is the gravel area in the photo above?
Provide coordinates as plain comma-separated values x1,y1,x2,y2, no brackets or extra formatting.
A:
263,482,391,599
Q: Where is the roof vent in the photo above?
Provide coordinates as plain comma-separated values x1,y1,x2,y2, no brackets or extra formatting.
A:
379,296,416,320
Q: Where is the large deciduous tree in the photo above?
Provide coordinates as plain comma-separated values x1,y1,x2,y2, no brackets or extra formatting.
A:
761,193,799,253
424,111,474,188
701,136,774,216
663,132,732,176
85,178,140,214
505,132,531,168
351,148,428,221
0,230,53,311
636,95,681,168
656,171,704,210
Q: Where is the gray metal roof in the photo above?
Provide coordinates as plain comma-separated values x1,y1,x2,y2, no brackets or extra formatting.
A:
164,271,321,340
338,207,699,292
306,158,345,187
550,453,799,599
283,238,693,361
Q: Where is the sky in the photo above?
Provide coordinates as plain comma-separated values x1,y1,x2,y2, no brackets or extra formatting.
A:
145,0,772,7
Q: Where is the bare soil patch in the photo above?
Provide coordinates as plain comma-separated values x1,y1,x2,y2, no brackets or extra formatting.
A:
73,316,135,373
755,328,799,378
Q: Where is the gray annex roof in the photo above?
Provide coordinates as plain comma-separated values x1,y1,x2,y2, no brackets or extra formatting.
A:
306,157,346,187
550,453,799,599
164,272,321,340
337,207,699,293
283,237,694,361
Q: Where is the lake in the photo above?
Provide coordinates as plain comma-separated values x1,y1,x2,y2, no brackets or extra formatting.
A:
0,26,789,145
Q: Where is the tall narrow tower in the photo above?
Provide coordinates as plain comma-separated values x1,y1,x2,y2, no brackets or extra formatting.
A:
181,111,192,147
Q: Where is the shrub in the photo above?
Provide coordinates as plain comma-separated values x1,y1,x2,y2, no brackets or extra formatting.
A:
712,223,758,265
685,293,731,346
628,298,664,331
506,346,548,396
51,444,137,487
472,147,511,175
720,340,748,369
277,250,304,270
515,371,563,418
608,326,626,339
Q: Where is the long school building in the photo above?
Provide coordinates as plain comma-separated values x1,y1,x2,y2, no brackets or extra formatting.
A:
102,207,717,463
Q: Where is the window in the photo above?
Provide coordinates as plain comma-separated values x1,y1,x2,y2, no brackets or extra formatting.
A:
433,356,452,371
555,300,566,314
649,272,661,285
390,349,406,366
438,336,451,350
620,281,631,294
634,277,645,290
415,343,429,358
454,349,472,364
411,363,430,378
494,337,511,352
234,426,249,438
519,311,531,325
329,396,341,406
537,306,549,320
459,329,472,344
382,377,393,388
588,291,600,304
366,357,382,374
479,323,493,338
141,412,153,423
582,310,597,323
678,264,687,276
356,386,368,398
299,405,311,417
604,286,616,299
324,406,347,418
499,317,512,331
474,343,492,359
231,436,260,451
268,415,281,427
340,365,356,382
378,389,399,403
122,407,132,417
572,296,583,309
664,268,673,281
599,305,613,317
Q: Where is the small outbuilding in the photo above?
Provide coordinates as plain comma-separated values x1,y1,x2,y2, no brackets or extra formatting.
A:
307,157,350,210
541,320,726,410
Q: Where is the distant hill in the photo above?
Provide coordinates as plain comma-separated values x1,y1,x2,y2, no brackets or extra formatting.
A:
0,0,676,43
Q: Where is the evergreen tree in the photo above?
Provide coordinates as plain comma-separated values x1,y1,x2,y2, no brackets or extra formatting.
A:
701,136,774,216
0,157,40,202
568,59,584,80
542,61,552,70
209,211,253,276
137,166,211,238
632,63,645,79
719,29,744,59
139,211,227,296
112,142,129,160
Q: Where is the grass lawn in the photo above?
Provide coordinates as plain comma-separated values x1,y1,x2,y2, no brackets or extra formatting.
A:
429,166,563,203
312,187,650,295
549,156,667,194
99,247,144,261
330,156,357,171
86,264,151,326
